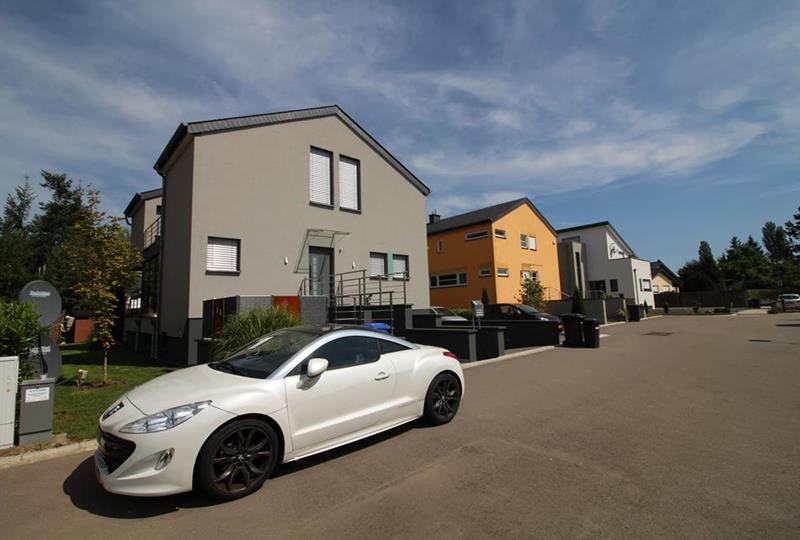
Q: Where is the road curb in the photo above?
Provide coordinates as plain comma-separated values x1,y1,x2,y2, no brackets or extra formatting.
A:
463,346,556,370
0,439,96,470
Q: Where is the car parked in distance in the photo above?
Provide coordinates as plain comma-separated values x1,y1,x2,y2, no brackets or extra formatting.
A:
412,306,469,322
95,326,464,500
777,293,800,308
484,303,561,324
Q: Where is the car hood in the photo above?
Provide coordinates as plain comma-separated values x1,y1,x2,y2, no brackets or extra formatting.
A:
126,364,286,416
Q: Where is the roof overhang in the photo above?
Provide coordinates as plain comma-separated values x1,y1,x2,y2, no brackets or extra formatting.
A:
153,105,430,196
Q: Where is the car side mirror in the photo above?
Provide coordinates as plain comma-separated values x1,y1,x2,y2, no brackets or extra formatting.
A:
306,357,329,378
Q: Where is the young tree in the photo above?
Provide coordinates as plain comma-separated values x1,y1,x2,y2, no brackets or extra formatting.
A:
1,177,35,234
570,285,587,315
61,192,140,382
518,278,546,310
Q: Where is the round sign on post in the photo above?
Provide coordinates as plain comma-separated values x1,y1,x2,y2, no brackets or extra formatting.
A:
19,280,62,327
29,334,62,380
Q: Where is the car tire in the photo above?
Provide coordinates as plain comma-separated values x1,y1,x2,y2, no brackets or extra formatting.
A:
423,372,461,425
195,418,279,501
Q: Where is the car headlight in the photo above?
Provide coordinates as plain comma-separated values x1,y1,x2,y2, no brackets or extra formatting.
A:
120,401,212,434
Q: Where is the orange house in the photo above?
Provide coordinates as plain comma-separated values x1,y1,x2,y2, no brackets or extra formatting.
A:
426,198,561,308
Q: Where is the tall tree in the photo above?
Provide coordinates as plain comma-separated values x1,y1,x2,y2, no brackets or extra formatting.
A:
762,222,792,261
679,240,722,291
30,170,87,271
0,178,36,298
61,191,140,382
785,206,800,258
718,235,773,289
1,177,35,234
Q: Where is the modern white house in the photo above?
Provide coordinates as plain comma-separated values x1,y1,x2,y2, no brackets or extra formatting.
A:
557,221,654,307
123,105,432,364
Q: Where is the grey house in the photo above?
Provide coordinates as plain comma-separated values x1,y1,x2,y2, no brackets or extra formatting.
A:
125,106,431,364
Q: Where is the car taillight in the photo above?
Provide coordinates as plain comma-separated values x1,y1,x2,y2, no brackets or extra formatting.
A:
443,351,458,360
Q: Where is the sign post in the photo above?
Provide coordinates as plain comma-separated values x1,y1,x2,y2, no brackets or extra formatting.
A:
17,280,62,445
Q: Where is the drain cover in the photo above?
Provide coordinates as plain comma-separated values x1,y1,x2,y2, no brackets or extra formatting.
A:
644,332,673,336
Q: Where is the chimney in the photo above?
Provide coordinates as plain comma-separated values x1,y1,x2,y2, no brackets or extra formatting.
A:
428,212,441,224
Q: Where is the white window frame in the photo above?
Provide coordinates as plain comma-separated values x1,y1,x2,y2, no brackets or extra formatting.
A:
207,237,240,273
436,239,443,253
478,267,492,278
495,229,506,239
520,234,528,249
465,230,489,241
338,155,360,211
528,235,537,250
497,267,509,277
309,147,333,206
430,272,468,288
641,278,652,292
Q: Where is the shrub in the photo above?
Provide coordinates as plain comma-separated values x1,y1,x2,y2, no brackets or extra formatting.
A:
450,308,473,320
663,301,670,314
692,301,701,313
616,308,627,320
0,299,40,357
481,288,490,306
213,306,300,361
571,286,587,316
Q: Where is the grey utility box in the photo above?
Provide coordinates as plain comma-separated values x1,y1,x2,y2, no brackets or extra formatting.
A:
18,378,56,445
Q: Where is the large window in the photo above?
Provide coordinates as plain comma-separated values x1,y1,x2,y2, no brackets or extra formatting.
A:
141,255,159,313
465,230,489,241
392,254,409,280
369,252,387,278
588,280,606,292
207,237,240,273
430,272,468,288
339,156,360,211
641,279,652,292
310,336,380,370
309,147,333,206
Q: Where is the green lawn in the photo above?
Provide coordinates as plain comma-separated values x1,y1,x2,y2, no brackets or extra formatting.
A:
54,345,174,441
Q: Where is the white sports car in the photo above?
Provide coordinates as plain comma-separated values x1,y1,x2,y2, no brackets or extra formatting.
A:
95,326,464,500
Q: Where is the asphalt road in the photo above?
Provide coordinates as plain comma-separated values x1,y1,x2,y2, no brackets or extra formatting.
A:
1,313,799,539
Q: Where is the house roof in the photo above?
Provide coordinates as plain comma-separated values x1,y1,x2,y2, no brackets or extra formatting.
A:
650,259,681,284
124,188,162,218
426,198,556,235
153,105,430,196
556,221,637,258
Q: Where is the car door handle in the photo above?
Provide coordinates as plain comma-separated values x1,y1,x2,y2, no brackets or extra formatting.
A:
374,371,390,381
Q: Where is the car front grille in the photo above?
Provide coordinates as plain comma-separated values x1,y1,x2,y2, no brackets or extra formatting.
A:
97,429,136,473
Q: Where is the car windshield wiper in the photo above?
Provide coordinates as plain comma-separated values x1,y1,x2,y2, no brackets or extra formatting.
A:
210,361,247,376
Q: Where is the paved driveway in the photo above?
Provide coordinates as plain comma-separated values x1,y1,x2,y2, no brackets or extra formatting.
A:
1,313,799,539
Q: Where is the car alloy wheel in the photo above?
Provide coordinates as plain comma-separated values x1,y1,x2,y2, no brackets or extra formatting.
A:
424,373,461,425
211,426,273,494
197,419,279,500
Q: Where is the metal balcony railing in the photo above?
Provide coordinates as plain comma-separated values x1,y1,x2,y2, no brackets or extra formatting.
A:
143,216,161,249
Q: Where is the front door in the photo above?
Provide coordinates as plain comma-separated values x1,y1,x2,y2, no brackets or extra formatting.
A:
308,247,333,298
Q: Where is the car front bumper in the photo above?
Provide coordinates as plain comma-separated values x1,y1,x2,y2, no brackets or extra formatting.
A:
95,396,235,497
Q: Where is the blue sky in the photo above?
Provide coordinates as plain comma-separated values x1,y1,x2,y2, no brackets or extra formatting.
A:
1,0,798,270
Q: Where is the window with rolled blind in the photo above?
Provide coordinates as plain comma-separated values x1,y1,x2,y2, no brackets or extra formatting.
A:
369,252,387,278
207,237,240,273
392,254,409,280
309,147,332,205
339,156,360,210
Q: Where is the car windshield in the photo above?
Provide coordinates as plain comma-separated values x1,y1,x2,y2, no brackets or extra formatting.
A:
209,329,319,379
516,304,541,315
434,307,457,316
